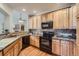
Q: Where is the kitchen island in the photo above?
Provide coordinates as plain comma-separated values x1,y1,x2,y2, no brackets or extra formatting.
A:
0,36,22,56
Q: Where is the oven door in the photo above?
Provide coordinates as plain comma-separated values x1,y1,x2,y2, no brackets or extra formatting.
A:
41,37,51,47
40,37,52,53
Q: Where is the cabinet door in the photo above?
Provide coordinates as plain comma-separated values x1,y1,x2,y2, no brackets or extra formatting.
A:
76,4,79,18
70,5,77,29
30,36,35,46
19,38,22,51
77,46,79,56
29,17,33,29
34,16,37,29
34,37,39,48
74,45,78,56
61,41,69,56
4,48,14,56
0,51,2,56
52,39,61,55
36,15,41,29
47,13,53,21
53,12,59,29
60,40,74,56
69,41,74,56
41,14,47,22
14,42,19,56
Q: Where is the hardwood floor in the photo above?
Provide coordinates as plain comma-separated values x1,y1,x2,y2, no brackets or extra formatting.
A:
19,46,52,56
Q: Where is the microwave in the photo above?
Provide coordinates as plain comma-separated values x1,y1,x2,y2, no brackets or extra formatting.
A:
41,21,53,29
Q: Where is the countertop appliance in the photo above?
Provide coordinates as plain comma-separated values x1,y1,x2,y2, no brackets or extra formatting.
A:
41,21,53,29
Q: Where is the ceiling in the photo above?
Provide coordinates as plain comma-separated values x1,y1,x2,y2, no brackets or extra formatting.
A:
6,3,75,15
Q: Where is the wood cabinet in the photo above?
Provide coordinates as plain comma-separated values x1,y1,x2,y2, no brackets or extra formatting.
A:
29,15,42,29
33,16,37,29
76,10,79,56
61,40,74,56
52,39,61,55
19,38,22,51
60,40,69,56
30,36,39,48
69,5,77,29
34,37,39,48
3,38,22,56
52,39,75,56
29,17,33,29
30,36,35,46
0,51,2,56
36,15,41,29
76,4,79,18
14,38,22,56
4,48,14,56
41,14,47,22
53,8,69,29
47,12,53,21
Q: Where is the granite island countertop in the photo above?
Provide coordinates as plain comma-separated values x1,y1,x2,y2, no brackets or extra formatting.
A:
0,36,21,51
0,34,30,51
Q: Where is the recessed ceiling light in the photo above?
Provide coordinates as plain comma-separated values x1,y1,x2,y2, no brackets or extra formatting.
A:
22,8,26,11
33,10,37,13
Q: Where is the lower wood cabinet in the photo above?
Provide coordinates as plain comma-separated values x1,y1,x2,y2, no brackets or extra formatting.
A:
77,46,79,56
0,51,2,56
4,48,14,56
52,39,75,56
60,40,70,56
74,45,79,56
30,36,35,46
13,41,20,56
34,37,39,48
30,36,39,48
3,38,22,56
52,39,61,55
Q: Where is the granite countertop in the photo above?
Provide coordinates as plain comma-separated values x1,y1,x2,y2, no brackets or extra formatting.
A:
0,33,30,51
52,36,76,42
0,36,21,51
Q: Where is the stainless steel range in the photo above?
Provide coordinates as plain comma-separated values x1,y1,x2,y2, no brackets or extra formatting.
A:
40,31,54,54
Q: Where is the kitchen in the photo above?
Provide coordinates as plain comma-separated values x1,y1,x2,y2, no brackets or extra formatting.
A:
0,3,78,56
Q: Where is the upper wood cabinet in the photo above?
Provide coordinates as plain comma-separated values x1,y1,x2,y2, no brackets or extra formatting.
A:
29,15,42,29
69,5,77,29
47,12,53,21
53,8,69,29
41,14,47,22
77,16,79,44
29,17,33,29
33,16,37,29
76,4,79,18
36,15,41,29
29,5,77,29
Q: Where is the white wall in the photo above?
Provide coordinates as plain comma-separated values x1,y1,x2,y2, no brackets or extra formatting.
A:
11,10,29,32
0,3,13,33
0,12,5,34
0,4,29,33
